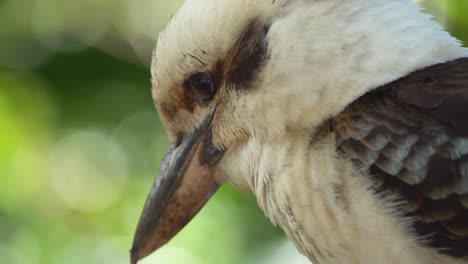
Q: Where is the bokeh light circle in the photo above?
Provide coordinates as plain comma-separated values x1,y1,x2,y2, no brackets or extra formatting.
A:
31,0,110,53
49,130,128,213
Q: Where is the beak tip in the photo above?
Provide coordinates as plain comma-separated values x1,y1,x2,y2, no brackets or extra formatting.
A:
130,239,163,264
130,110,222,264
130,248,137,264
130,248,141,264
130,246,143,264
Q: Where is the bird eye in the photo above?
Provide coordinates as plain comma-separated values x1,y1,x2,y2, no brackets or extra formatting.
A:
187,72,216,103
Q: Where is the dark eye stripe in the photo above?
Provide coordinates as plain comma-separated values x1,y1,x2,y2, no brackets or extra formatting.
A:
225,19,270,89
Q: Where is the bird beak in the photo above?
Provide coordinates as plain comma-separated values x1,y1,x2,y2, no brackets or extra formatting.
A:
130,109,224,264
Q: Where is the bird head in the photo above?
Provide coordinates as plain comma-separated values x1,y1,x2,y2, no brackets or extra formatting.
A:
131,0,464,262
131,1,304,262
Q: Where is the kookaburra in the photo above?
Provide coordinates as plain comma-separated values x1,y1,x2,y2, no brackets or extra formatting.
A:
130,0,468,263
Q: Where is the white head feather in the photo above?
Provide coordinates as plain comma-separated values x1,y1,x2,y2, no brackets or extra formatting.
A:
152,0,466,189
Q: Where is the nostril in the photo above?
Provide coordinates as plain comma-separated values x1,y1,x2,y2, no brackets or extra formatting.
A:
175,134,184,148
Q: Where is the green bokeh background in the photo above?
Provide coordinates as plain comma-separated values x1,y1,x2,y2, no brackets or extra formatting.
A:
0,1,467,263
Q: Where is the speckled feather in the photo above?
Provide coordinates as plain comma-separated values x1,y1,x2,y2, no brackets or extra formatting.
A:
334,57,468,257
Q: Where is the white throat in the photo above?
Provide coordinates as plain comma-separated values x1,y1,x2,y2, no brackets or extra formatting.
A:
220,133,465,264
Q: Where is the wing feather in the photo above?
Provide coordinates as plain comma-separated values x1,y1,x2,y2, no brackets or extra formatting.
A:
334,57,468,257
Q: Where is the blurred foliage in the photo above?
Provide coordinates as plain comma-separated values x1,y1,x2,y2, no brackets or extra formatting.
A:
0,1,466,264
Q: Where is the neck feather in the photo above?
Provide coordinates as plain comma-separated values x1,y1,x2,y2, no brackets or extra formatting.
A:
222,132,464,263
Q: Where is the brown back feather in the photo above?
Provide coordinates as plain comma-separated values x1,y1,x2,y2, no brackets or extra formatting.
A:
334,57,468,257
